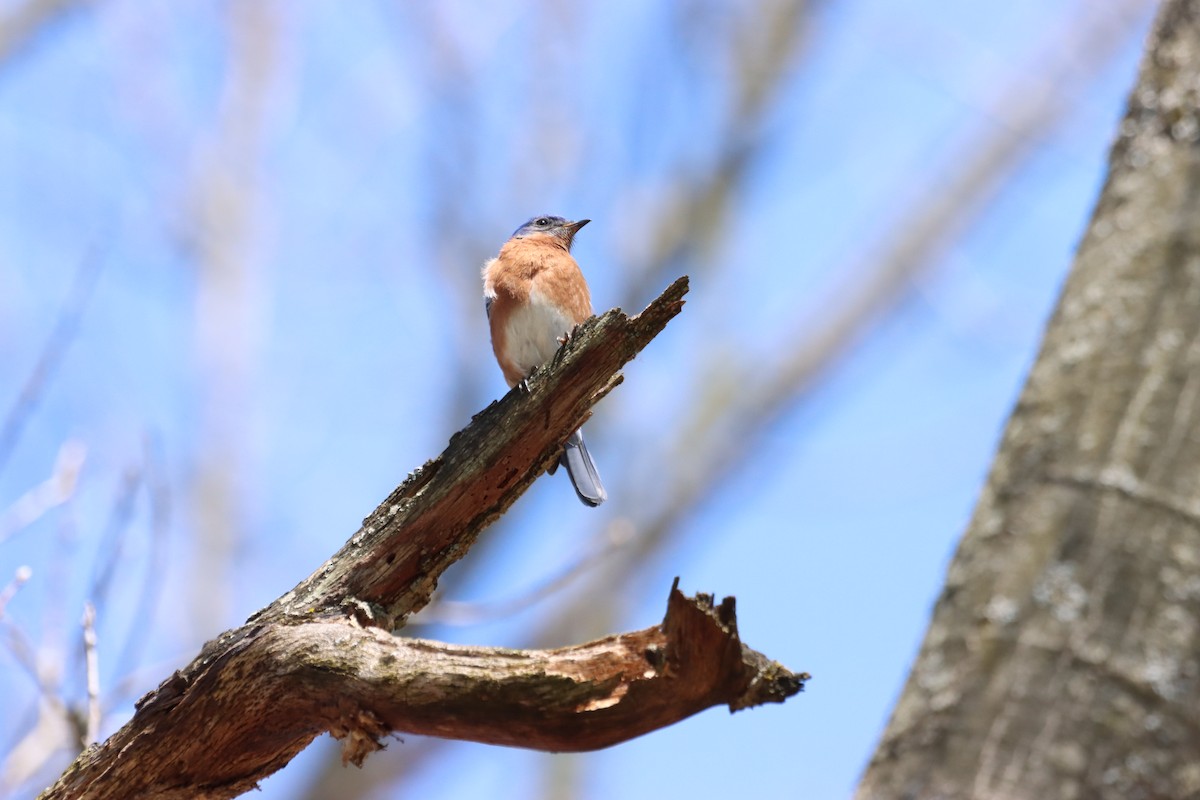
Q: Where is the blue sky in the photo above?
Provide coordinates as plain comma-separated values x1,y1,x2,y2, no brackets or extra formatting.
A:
0,2,1155,798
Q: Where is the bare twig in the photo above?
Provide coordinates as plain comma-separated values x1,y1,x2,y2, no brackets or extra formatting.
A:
0,565,32,619
0,541,79,789
0,249,102,477
0,442,87,545
85,466,143,620
0,614,76,789
0,696,73,796
1,614,49,690
114,434,171,681
80,604,100,746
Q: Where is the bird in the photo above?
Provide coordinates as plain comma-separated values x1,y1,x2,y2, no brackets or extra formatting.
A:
482,215,606,506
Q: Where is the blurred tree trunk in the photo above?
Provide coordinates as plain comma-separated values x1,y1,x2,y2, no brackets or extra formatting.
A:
856,2,1200,798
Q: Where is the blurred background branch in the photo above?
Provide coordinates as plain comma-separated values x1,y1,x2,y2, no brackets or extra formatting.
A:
0,253,101,478
181,0,280,638
0,0,89,69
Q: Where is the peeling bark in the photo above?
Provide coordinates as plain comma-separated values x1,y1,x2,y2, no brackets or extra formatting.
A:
40,277,807,800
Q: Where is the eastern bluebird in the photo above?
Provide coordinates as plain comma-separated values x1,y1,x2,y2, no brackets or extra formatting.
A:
482,215,606,507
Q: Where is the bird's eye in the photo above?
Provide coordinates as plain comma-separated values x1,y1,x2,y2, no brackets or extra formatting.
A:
536,217,551,226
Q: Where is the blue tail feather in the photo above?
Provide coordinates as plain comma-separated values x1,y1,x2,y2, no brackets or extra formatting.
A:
561,428,605,507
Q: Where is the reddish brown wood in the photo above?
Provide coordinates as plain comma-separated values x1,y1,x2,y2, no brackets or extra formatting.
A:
40,277,807,800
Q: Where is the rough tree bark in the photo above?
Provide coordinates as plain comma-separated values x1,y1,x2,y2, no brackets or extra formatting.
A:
857,2,1200,798
39,277,807,800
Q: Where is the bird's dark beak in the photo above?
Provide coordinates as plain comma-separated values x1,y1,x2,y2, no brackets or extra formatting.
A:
564,218,590,246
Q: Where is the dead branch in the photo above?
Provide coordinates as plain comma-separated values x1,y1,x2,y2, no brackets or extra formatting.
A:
49,584,804,800
39,277,806,800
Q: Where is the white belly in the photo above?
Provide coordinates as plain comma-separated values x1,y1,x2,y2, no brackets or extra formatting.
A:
503,288,573,379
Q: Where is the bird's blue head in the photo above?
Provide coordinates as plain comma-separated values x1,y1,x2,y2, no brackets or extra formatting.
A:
511,215,590,249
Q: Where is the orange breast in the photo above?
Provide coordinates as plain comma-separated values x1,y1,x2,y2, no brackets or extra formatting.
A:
483,236,594,386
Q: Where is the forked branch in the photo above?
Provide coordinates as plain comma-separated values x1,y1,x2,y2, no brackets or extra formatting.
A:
41,277,807,800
